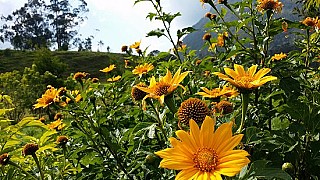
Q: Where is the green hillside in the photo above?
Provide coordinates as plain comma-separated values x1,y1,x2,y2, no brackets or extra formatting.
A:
0,49,128,79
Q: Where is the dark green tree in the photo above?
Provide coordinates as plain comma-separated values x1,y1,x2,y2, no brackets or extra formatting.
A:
47,0,88,50
1,0,52,50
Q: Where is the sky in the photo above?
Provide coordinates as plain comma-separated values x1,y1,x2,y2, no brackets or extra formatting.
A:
0,0,208,52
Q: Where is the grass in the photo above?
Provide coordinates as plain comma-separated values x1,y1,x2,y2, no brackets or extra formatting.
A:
0,49,128,79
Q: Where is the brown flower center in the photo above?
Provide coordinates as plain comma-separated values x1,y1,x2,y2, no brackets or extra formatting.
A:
262,1,277,10
154,83,171,96
193,147,218,172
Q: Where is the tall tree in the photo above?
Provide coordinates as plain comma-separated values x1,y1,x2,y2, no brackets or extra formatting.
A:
47,0,88,50
1,0,52,50
0,0,88,50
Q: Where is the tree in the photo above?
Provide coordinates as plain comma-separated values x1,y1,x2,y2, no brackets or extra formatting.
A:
1,0,52,50
0,0,88,50
47,0,89,50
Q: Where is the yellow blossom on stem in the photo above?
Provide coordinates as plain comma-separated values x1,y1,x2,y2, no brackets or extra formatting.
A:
33,87,59,109
100,64,116,73
130,41,141,49
107,75,121,82
136,68,190,110
213,64,277,92
155,116,250,180
271,52,287,61
257,0,283,13
132,63,154,77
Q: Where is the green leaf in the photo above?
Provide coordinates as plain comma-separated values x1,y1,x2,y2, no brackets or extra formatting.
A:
39,130,57,146
221,8,227,18
146,28,165,38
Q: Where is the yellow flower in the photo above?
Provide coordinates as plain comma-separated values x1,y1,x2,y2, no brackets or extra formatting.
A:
73,72,88,81
100,64,116,73
213,64,277,91
155,116,250,179
136,68,190,110
178,44,187,52
257,0,283,13
130,41,141,49
197,85,239,99
48,119,65,130
132,63,154,77
301,17,318,27
217,34,224,47
271,52,287,61
107,75,121,82
33,87,59,109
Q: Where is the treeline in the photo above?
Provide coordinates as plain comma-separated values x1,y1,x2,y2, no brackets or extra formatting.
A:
0,0,93,51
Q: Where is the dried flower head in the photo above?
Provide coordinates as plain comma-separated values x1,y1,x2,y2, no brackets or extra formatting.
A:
215,100,234,114
121,45,128,52
56,136,69,146
131,83,148,101
178,98,210,127
202,33,212,41
57,87,67,96
92,77,99,83
0,153,10,166
38,116,46,123
195,59,202,66
22,143,39,156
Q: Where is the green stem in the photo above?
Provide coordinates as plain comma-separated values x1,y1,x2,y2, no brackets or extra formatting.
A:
148,99,168,142
164,95,177,114
8,161,38,180
32,153,44,180
237,93,250,133
305,29,310,68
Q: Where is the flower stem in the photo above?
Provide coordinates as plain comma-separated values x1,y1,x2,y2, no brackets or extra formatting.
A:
237,93,250,133
8,161,38,180
32,153,44,180
164,95,177,114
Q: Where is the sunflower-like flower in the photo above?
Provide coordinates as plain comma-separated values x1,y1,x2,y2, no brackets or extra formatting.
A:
197,85,239,100
48,119,65,130
107,75,121,82
33,87,59,109
136,68,190,110
54,113,63,120
213,64,277,92
217,34,225,47
155,116,250,179
202,33,211,41
130,41,141,49
271,52,287,61
132,63,154,77
73,72,88,82
100,64,116,73
257,0,283,13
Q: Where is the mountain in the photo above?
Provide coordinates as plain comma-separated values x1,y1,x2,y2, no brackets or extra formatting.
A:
183,0,302,57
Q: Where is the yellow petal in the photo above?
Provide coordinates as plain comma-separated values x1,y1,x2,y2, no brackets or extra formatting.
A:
176,130,197,152
200,116,214,147
247,65,258,77
212,122,232,150
253,68,271,80
175,168,199,180
216,134,243,154
163,69,173,83
234,64,246,76
189,119,201,147
150,76,157,87
173,71,190,85
224,68,238,79
160,159,194,170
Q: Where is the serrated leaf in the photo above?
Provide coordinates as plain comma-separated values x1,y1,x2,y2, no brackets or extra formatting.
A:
146,29,165,38
39,130,57,146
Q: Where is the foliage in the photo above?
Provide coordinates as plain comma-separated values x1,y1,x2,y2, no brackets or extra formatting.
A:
0,0,88,50
0,0,320,179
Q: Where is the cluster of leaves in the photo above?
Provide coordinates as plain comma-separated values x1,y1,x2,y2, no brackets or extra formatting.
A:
0,0,320,179
0,0,88,50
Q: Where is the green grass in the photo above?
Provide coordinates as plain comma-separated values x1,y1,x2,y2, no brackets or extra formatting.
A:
0,49,128,79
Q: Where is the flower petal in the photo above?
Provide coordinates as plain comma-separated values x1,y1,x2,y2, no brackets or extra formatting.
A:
200,116,215,147
176,130,197,152
253,68,271,80
189,119,201,147
212,122,233,150
175,168,199,180
247,65,258,77
234,64,246,76
216,134,243,154
224,68,238,79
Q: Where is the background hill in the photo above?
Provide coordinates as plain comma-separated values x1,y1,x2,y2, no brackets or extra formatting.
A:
0,49,127,79
183,0,302,57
